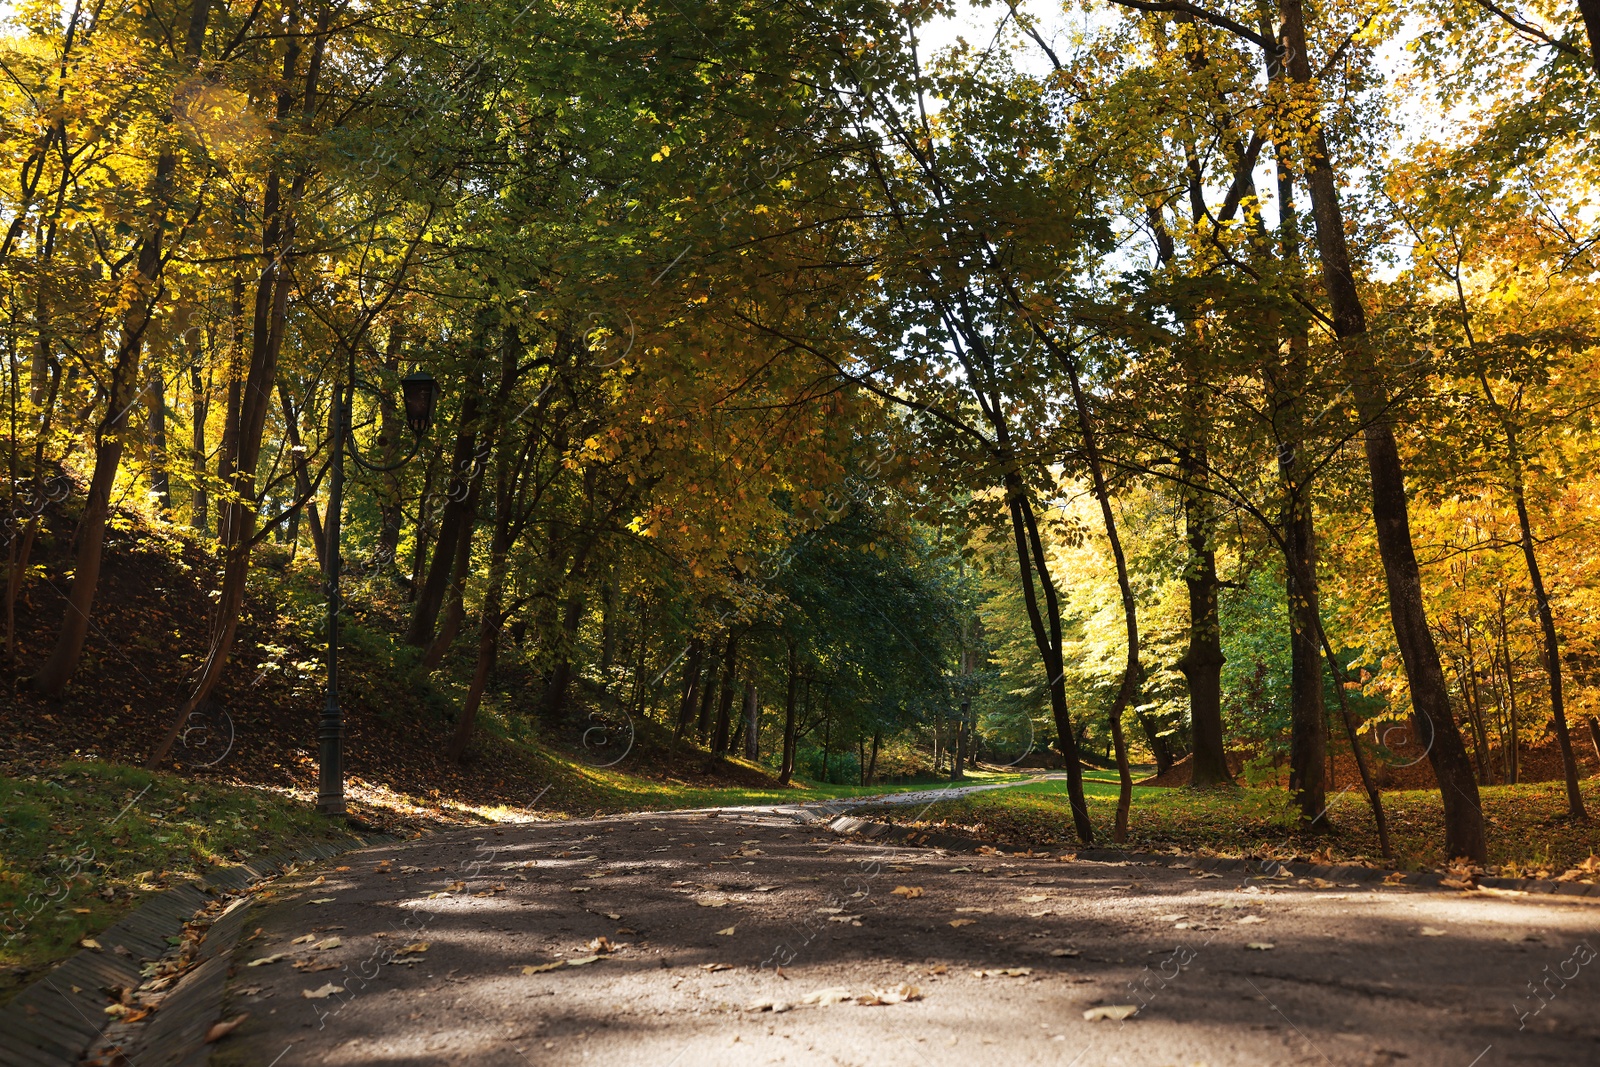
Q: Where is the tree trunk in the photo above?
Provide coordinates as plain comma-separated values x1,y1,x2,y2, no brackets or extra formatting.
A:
674,638,705,740
779,643,799,784
375,323,406,566
277,379,325,568
447,457,513,762
35,0,215,697
1277,0,1484,861
1001,468,1094,843
1498,397,1584,816
952,700,968,782
743,681,759,762
187,348,209,534
419,482,480,673
867,729,881,785
1176,398,1229,789
145,361,171,513
695,642,720,741
1043,345,1137,842
149,16,329,766
1497,596,1521,786
710,630,740,757
406,334,487,646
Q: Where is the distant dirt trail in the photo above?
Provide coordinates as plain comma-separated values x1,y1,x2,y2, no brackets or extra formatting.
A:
211,805,1597,1067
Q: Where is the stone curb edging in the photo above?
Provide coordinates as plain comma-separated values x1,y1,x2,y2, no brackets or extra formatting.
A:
816,814,1600,899
0,831,398,1067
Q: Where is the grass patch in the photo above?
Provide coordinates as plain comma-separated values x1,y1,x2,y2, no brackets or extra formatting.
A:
568,762,1031,812
863,778,1600,874
0,761,347,1002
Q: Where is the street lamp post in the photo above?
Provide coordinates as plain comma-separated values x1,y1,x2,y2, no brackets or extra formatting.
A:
317,357,440,816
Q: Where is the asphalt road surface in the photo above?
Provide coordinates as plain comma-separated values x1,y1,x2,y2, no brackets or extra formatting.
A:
211,804,1599,1067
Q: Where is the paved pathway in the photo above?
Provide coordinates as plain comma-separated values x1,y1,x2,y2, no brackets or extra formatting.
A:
209,800,1599,1066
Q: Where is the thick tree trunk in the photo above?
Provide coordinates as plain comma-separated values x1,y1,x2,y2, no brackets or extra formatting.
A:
1277,0,1485,861
1284,497,1328,822
1178,452,1229,787
743,681,759,762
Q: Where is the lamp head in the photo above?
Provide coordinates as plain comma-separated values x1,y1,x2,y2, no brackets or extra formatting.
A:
400,370,440,436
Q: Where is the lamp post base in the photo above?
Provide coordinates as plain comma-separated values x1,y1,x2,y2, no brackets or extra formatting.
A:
316,797,348,816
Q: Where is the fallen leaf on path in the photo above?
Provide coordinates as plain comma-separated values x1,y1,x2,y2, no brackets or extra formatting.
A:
588,937,617,953
291,934,316,945
247,954,286,967
316,937,341,950
950,866,972,872
954,907,992,913
204,1014,248,1043
523,961,565,974
566,955,602,966
816,907,844,914
801,987,854,1005
80,938,102,950
569,887,590,893
301,983,343,999
605,913,622,920
1383,872,1407,886
1083,1005,1139,1021
715,927,737,936
752,885,780,893
926,964,948,975
1157,914,1186,922
1049,949,1080,958
699,963,733,972
697,899,729,907
827,915,862,924
616,927,638,935
1419,927,1446,937
1235,915,1266,924
745,998,792,1012
858,983,921,1005
1246,942,1275,951
948,919,977,928
972,968,1032,978
1194,872,1221,879
1020,894,1048,903
308,898,336,905
292,959,339,972
398,942,430,954
891,886,924,898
